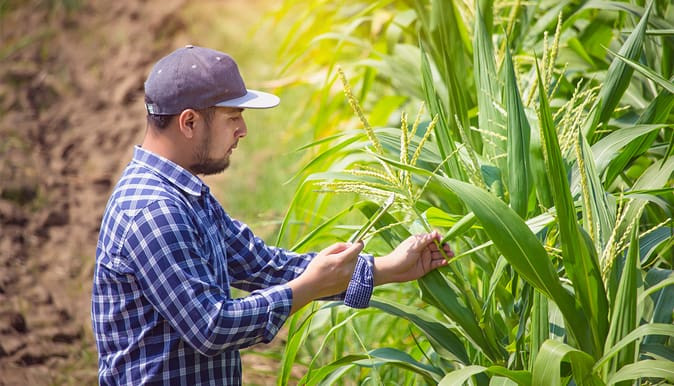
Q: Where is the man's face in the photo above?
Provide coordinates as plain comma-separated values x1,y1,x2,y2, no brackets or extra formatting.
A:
190,107,247,175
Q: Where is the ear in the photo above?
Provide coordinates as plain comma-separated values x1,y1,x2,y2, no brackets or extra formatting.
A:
177,109,198,139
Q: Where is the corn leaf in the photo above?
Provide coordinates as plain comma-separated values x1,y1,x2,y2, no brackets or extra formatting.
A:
591,124,667,176
425,0,471,144
573,131,614,250
504,46,532,218
603,222,639,380
609,50,674,94
537,61,608,357
604,90,674,186
302,347,444,385
529,290,549,370
438,365,488,386
370,297,469,364
474,1,505,165
278,304,320,386
607,360,674,383
289,200,368,251
532,340,604,386
585,1,653,138
643,270,674,346
419,270,501,362
529,113,554,208
595,323,674,370
419,42,463,179
611,157,674,267
439,365,532,386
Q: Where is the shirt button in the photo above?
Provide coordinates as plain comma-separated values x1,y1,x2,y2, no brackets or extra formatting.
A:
185,44,194,49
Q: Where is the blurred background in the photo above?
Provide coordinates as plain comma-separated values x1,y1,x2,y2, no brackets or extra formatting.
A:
0,0,310,384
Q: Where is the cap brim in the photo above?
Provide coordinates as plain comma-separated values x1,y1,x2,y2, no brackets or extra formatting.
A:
214,89,280,109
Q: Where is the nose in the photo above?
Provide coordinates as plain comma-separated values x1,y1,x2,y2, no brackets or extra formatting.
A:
237,119,247,138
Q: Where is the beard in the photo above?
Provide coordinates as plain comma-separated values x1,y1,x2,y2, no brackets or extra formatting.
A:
189,121,230,176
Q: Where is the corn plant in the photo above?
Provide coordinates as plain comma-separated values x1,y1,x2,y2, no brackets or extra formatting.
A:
271,0,674,384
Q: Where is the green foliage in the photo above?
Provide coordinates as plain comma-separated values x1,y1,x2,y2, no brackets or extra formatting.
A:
272,0,674,384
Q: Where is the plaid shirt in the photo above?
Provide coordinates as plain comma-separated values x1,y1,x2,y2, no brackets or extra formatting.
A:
92,146,373,385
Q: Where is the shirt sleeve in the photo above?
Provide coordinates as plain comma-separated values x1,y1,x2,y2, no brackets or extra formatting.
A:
223,217,314,291
223,216,374,308
122,200,291,356
343,253,374,308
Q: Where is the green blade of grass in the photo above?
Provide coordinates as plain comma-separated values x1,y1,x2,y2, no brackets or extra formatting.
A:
289,200,367,251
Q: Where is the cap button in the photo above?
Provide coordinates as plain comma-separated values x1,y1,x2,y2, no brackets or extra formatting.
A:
185,44,194,49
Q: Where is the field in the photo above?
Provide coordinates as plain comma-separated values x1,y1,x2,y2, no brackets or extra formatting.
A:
1,0,672,385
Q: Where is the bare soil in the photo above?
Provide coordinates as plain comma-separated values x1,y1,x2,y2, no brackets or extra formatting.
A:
0,1,291,384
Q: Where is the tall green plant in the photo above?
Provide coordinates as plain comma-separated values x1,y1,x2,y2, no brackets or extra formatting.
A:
272,0,674,384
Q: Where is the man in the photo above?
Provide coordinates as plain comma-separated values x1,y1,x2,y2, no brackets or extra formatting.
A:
92,45,453,385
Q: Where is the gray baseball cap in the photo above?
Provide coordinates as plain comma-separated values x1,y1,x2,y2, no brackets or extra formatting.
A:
144,45,280,115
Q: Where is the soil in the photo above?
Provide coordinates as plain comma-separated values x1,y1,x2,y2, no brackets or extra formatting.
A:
0,1,291,384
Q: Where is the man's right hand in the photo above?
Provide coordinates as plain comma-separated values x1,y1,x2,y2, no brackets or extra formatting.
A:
287,241,363,314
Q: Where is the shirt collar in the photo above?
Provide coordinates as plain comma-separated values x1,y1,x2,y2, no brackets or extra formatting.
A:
132,145,206,197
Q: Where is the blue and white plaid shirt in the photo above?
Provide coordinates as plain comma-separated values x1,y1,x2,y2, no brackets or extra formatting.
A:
92,146,374,385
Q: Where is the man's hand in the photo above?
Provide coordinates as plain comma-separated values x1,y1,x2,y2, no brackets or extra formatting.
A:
288,241,364,314
374,231,453,285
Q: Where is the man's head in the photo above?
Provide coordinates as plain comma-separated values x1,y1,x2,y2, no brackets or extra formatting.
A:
142,45,279,175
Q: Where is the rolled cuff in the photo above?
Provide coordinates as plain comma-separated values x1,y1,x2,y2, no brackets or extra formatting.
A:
258,284,293,343
343,254,374,309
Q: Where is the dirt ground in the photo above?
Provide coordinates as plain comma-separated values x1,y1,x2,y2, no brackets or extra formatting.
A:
0,1,290,384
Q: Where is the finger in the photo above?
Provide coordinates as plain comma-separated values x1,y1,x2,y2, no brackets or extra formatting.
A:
334,241,364,260
431,250,449,260
321,242,350,255
427,240,440,251
424,232,443,249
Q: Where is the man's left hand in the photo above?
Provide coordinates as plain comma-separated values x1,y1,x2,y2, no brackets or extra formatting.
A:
373,231,453,285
